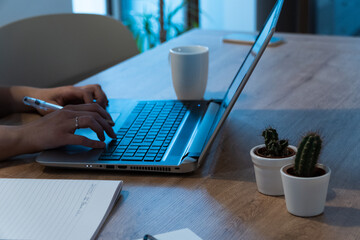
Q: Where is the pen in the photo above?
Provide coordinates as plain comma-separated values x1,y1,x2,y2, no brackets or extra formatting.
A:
143,234,158,240
23,96,63,111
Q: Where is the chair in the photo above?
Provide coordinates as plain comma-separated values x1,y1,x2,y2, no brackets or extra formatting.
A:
0,14,139,88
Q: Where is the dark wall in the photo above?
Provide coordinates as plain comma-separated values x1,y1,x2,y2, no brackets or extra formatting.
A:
257,0,360,36
257,0,315,33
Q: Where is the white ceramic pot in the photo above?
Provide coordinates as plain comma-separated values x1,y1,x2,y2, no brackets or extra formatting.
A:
250,144,297,196
281,163,331,217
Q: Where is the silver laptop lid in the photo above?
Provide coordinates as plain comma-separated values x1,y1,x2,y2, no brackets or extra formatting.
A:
197,0,284,164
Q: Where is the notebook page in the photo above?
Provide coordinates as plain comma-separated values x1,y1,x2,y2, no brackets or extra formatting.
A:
0,178,123,240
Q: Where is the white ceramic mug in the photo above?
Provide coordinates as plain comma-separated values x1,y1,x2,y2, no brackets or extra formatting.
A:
169,45,209,100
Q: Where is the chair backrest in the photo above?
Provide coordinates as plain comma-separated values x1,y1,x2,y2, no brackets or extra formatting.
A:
0,13,139,87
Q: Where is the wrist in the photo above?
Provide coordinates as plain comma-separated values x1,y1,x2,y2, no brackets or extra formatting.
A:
9,86,42,113
0,126,33,159
15,124,43,154
2,125,42,160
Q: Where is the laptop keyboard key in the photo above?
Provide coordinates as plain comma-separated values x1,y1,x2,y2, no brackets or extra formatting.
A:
121,156,143,161
152,141,163,146
144,156,155,161
120,138,132,145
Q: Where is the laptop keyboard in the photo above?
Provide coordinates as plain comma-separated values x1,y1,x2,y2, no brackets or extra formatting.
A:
99,101,188,162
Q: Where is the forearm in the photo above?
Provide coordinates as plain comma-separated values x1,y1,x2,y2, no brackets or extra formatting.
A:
9,86,41,113
0,84,109,118
0,86,40,117
0,125,35,160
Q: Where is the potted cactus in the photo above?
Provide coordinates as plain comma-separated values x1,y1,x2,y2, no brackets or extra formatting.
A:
281,132,331,217
250,127,297,196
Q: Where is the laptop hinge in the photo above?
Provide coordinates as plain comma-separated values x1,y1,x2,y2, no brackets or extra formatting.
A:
181,152,200,161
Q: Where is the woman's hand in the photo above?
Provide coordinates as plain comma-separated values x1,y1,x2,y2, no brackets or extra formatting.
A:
17,103,116,153
32,84,109,111
6,84,110,115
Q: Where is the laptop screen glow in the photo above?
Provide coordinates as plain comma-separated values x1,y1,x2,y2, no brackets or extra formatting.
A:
202,0,284,153
222,0,283,106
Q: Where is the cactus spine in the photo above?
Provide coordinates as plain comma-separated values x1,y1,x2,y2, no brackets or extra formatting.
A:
262,127,289,157
294,133,322,177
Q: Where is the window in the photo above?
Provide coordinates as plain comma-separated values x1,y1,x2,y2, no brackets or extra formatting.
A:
72,0,107,15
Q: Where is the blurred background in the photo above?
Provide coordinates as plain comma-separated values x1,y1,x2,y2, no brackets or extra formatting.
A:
1,0,359,52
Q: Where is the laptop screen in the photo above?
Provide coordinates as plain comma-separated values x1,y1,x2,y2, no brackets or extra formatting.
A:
200,0,284,159
222,0,283,107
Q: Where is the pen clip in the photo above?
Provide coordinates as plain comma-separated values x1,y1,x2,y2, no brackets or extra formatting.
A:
23,97,49,111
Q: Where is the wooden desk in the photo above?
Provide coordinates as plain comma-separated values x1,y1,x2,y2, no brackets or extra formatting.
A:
1,30,360,240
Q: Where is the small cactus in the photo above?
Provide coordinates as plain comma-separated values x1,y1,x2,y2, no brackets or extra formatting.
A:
262,127,289,157
262,127,278,147
294,132,322,177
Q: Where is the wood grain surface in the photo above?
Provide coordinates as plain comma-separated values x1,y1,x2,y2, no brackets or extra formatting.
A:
1,30,359,240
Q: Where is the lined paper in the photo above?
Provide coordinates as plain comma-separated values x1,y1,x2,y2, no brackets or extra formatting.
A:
0,178,123,240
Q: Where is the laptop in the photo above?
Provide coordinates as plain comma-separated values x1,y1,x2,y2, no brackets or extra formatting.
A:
37,0,284,173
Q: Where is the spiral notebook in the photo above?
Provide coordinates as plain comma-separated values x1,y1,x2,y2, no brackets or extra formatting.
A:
0,178,123,240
